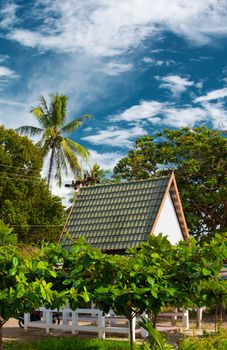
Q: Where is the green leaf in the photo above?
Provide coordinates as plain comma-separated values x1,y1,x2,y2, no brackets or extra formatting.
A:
202,268,211,276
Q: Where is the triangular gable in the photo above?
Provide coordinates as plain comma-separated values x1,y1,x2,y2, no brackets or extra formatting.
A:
151,173,189,241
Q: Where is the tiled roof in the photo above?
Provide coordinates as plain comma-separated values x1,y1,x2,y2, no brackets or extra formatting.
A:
63,176,171,251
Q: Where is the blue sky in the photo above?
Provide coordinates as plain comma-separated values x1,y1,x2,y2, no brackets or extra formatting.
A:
0,0,227,199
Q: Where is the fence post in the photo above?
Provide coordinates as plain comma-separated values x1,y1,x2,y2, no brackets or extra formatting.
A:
196,307,203,329
182,308,189,329
72,311,78,335
24,313,30,332
172,307,178,326
62,310,68,327
98,311,105,339
131,316,136,342
46,309,51,334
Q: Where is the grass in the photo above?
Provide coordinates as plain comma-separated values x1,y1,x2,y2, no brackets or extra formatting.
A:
5,337,142,350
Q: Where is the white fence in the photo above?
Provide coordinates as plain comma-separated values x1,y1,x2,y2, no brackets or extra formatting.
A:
23,307,189,340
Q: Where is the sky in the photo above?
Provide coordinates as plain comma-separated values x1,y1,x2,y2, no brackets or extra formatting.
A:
0,0,227,203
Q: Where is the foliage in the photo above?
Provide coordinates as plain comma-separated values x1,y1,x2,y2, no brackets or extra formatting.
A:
16,94,92,188
0,126,65,244
139,317,171,350
179,331,227,350
0,226,93,349
5,338,142,350
113,127,227,239
170,233,227,309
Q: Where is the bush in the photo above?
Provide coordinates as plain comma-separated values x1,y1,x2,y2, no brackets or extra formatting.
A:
179,331,227,350
5,338,142,350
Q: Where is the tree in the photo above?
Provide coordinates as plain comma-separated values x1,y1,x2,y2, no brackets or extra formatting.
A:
0,221,56,350
0,126,65,244
114,127,227,239
0,223,94,349
16,94,92,188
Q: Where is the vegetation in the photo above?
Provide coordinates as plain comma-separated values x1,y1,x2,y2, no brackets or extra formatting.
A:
179,331,227,350
16,94,92,188
4,332,227,350
0,126,65,244
4,338,141,350
113,127,227,239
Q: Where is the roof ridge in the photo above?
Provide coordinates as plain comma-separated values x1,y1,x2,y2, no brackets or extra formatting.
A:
80,175,171,190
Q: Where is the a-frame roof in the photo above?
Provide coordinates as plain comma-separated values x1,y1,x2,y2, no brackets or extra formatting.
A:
61,173,188,251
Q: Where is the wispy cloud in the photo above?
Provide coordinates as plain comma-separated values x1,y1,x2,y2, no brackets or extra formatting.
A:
0,98,24,107
82,126,147,147
0,55,9,63
100,62,133,76
6,0,227,56
89,149,124,170
111,100,163,123
157,75,194,96
0,65,18,78
109,98,227,130
195,87,227,102
0,2,18,29
202,101,227,129
0,65,19,90
143,57,176,66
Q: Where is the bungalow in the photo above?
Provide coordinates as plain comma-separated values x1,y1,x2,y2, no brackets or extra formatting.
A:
60,173,189,251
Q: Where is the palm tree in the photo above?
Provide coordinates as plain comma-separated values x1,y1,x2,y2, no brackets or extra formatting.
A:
16,94,92,189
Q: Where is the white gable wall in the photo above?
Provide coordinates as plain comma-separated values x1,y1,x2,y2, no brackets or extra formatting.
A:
153,192,183,244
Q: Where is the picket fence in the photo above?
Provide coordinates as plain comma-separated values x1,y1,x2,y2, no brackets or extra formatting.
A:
23,307,189,340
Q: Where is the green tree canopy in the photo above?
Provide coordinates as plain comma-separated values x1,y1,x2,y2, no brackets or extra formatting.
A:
113,127,227,239
16,94,92,188
0,126,65,244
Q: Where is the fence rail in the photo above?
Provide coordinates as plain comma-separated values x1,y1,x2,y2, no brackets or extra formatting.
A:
24,307,189,339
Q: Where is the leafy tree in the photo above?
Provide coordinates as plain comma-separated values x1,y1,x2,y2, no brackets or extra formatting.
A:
16,94,92,188
0,126,65,244
0,224,94,349
114,127,227,239
0,222,56,350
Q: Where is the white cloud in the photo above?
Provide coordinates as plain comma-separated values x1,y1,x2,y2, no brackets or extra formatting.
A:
143,57,176,66
112,100,163,122
100,62,133,76
202,102,227,129
194,87,227,102
109,98,227,129
157,75,194,96
6,0,227,56
0,98,24,107
0,66,18,78
82,126,147,147
162,106,207,127
0,55,9,63
0,2,18,29
88,149,124,170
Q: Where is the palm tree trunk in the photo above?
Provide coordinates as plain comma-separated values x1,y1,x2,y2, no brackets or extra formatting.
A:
47,146,55,190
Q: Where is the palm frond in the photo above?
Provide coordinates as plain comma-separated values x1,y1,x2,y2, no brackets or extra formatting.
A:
50,94,68,127
30,98,51,129
15,125,44,136
39,141,51,158
65,138,90,160
61,114,92,134
61,139,81,173
39,96,50,116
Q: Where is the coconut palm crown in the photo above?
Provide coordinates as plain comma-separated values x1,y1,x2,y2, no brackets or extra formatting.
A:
16,94,92,189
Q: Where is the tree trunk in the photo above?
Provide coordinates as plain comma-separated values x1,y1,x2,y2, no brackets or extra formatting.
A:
128,316,134,350
47,146,55,190
152,313,157,328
